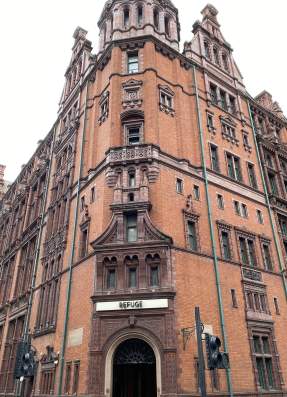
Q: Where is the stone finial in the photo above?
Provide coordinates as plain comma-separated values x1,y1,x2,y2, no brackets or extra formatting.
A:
201,4,219,24
73,26,88,41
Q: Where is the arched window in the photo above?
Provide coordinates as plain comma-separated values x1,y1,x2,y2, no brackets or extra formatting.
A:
204,41,210,59
110,16,114,38
164,15,170,37
123,8,130,28
153,9,159,30
103,23,107,44
213,46,220,65
146,254,160,287
137,5,143,26
128,169,136,187
222,53,229,71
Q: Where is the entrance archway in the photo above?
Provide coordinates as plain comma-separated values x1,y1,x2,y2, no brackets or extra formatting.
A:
112,338,157,397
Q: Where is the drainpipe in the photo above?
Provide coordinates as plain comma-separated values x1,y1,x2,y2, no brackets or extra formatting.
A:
192,65,233,396
247,102,287,300
16,126,57,397
57,79,91,396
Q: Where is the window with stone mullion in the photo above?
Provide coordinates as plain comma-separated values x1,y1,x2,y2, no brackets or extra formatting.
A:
0,317,24,393
253,334,277,390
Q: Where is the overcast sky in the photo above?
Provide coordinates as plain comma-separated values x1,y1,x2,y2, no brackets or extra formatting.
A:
0,0,286,182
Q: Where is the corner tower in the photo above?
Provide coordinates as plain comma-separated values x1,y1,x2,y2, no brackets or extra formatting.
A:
98,0,180,53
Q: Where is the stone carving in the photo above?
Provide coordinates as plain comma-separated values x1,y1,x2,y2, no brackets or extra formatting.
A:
242,267,263,283
122,79,143,109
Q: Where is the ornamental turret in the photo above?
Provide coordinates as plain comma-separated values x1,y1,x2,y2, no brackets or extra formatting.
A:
98,0,180,53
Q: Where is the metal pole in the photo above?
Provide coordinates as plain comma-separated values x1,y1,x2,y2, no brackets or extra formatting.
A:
192,65,233,396
195,307,207,397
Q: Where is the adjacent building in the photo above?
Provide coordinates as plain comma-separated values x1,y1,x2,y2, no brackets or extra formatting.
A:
0,1,287,396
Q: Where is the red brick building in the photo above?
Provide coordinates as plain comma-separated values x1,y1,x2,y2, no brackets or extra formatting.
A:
1,1,287,396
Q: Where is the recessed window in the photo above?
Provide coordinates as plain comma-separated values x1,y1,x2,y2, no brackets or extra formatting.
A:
222,53,229,71
204,41,211,59
160,91,173,109
274,297,280,315
280,218,287,236
164,16,170,37
124,8,130,28
252,335,276,390
221,231,231,260
127,52,139,74
91,187,96,203
210,84,217,105
127,125,141,145
207,113,214,130
222,123,236,140
262,244,272,271
226,153,242,181
72,361,80,395
239,237,256,267
210,144,220,172
126,213,138,242
217,194,224,209
137,5,143,26
107,269,116,289
268,173,278,195
176,178,183,194
187,220,198,251
241,203,248,218
193,185,200,200
219,90,227,111
128,267,137,288
150,266,159,287
79,229,88,259
231,289,238,308
256,209,263,224
128,171,136,187
80,196,85,212
234,200,241,216
247,163,258,189
229,96,236,115
213,46,220,65
153,9,159,30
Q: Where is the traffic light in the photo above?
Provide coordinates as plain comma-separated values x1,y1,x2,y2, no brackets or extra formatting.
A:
14,341,36,379
205,334,229,370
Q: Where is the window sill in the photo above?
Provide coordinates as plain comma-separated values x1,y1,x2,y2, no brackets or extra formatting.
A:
33,325,56,338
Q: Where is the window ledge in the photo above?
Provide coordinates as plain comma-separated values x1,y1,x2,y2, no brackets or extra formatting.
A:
246,309,273,322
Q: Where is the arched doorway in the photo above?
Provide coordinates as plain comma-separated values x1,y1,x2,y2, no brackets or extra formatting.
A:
112,338,157,397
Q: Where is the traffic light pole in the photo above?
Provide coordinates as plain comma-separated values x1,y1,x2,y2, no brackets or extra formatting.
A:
195,307,207,397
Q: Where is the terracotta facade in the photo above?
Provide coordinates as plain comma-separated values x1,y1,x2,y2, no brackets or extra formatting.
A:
1,1,287,396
